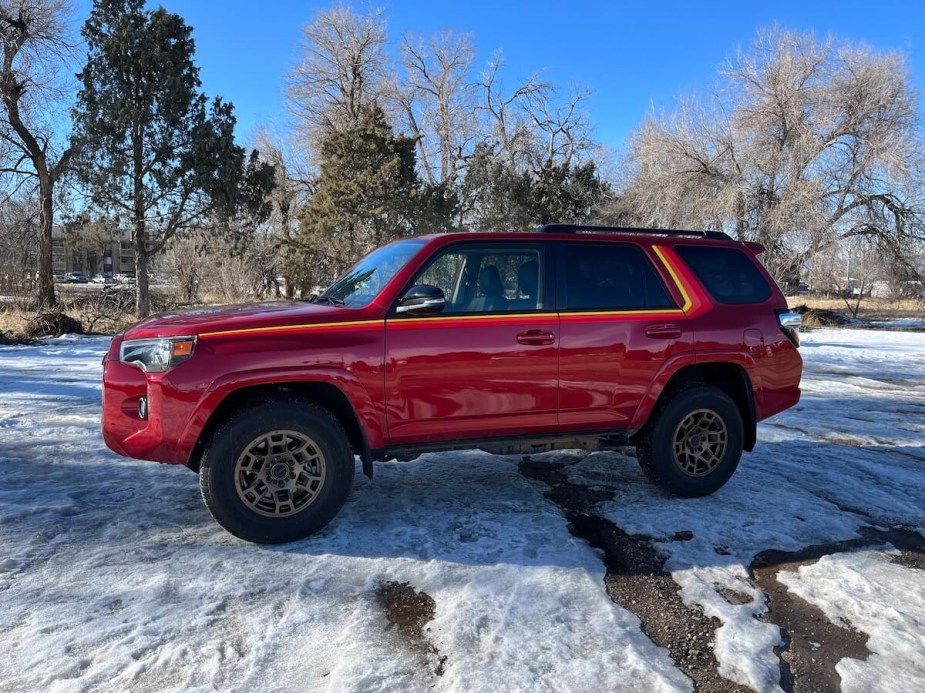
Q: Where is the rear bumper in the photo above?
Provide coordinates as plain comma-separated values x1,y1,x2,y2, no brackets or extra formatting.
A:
756,385,801,421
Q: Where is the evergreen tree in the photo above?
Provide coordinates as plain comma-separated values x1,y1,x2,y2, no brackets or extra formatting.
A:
460,143,606,230
71,0,259,316
530,161,607,226
460,143,533,231
292,103,453,293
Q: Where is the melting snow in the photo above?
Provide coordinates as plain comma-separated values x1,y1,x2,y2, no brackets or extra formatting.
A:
0,326,923,691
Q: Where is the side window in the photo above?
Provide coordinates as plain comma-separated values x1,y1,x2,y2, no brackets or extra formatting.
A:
408,245,544,314
561,243,676,311
675,246,772,304
416,252,466,306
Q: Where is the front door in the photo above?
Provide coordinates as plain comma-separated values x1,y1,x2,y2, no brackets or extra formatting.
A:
385,242,558,445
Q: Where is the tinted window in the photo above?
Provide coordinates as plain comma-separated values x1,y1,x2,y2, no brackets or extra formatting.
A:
410,244,545,314
561,244,675,311
676,246,772,304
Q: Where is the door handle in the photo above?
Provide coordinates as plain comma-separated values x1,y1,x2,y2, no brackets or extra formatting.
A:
516,330,556,346
645,324,682,339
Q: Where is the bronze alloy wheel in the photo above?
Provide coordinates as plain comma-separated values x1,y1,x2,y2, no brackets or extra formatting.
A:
234,430,327,518
671,408,728,477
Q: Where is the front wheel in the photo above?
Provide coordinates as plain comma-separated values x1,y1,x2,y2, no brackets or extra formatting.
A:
636,385,744,497
199,401,355,543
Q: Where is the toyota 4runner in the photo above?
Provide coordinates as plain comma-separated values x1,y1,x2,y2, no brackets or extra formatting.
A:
102,225,803,543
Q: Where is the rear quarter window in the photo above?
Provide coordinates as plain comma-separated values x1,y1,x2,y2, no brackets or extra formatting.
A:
676,245,772,304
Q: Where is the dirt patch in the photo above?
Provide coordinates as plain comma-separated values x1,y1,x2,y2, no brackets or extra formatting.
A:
381,581,436,638
717,586,753,606
891,550,925,570
519,456,746,692
519,455,925,692
378,581,446,677
749,526,925,693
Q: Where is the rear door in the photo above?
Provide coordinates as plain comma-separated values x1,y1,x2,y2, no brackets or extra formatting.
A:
385,241,559,445
556,241,693,431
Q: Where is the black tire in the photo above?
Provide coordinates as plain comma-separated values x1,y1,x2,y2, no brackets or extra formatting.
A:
635,385,744,498
199,401,354,544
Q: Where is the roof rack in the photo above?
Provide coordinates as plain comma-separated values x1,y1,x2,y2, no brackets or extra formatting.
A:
537,223,733,241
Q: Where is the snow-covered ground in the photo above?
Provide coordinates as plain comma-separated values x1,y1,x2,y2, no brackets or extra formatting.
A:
0,328,923,692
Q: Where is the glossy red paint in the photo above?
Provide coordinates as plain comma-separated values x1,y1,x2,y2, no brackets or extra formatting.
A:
100,230,802,467
385,312,560,444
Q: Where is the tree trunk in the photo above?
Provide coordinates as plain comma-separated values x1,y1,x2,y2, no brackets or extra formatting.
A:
134,215,150,318
281,202,294,299
132,127,150,317
37,170,56,310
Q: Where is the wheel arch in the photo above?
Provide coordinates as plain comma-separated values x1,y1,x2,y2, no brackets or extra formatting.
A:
638,361,757,451
188,381,374,478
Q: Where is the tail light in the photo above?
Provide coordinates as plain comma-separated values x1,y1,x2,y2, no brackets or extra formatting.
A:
777,310,802,347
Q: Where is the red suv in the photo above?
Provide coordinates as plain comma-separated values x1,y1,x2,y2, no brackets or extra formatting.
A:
102,225,802,543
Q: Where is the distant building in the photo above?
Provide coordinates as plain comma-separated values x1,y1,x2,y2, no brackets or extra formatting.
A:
52,226,152,276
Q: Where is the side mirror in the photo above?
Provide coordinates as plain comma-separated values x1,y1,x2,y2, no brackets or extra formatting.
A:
396,284,446,316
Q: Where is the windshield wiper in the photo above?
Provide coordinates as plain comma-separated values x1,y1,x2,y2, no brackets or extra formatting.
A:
310,295,346,307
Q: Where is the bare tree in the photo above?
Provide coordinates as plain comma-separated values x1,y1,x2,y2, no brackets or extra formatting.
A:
0,0,75,308
478,51,549,171
252,127,310,297
0,190,37,292
393,30,478,188
618,27,923,285
288,4,387,143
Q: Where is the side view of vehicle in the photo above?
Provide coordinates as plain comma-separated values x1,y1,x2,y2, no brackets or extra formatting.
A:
101,225,803,543
64,272,90,284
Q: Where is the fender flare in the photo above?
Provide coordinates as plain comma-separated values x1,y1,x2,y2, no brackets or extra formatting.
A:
178,366,385,469
630,351,758,448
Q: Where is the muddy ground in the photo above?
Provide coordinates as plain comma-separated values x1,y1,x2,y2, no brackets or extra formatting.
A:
517,453,925,693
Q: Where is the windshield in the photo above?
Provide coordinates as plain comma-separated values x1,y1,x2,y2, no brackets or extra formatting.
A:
317,239,428,308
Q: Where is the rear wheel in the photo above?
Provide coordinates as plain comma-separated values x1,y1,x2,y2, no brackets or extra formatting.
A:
199,401,354,543
636,385,743,497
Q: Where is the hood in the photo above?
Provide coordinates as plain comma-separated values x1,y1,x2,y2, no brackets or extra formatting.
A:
122,301,358,339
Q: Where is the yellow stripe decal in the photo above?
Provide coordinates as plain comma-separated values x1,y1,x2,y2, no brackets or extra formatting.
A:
561,309,684,318
652,246,693,312
199,319,384,338
391,312,558,326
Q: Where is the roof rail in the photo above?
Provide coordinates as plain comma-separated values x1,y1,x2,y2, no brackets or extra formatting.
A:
537,223,733,241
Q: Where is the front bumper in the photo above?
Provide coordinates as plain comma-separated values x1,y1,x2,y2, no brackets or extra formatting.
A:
101,344,194,464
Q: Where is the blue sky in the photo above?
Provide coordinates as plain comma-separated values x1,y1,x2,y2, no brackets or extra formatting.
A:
76,1,925,149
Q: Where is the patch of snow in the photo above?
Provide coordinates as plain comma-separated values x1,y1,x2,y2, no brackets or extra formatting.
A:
779,550,925,692
868,317,925,330
0,337,688,692
1,328,923,692
588,328,925,691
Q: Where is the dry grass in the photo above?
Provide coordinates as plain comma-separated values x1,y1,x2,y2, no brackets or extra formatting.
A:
786,296,924,321
0,307,138,339
0,309,30,335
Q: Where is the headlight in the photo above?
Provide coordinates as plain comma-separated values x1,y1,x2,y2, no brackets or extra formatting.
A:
120,337,196,372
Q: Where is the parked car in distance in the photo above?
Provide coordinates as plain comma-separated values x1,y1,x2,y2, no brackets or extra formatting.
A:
101,224,803,544
64,272,89,283
114,273,136,285
92,272,115,284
